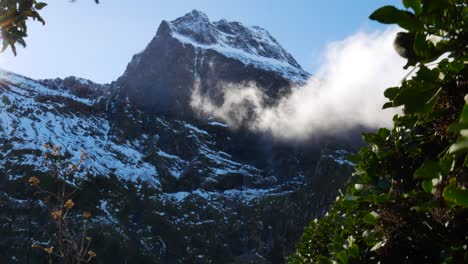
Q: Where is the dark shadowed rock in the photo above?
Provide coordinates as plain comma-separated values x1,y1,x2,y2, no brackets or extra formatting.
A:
40,76,109,99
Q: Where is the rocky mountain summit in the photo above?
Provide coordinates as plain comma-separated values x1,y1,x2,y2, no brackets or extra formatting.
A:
116,10,309,117
0,11,354,264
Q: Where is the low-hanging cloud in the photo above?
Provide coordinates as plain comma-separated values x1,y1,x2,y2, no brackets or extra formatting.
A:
191,27,407,140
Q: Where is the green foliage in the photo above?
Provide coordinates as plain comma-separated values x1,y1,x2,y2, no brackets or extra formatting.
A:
291,1,468,263
0,0,47,55
443,178,468,207
0,0,99,55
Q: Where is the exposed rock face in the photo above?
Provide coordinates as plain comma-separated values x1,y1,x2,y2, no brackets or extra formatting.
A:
40,76,109,99
116,10,309,117
0,11,356,264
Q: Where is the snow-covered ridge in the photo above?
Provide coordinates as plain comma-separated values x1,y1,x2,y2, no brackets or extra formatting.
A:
167,10,310,82
40,75,109,100
0,70,97,105
0,70,159,186
0,69,270,192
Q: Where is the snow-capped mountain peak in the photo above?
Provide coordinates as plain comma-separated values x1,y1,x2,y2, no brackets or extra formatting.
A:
169,10,216,45
117,10,309,117
167,10,308,79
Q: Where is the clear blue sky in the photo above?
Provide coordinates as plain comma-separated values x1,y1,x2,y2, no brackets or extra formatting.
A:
0,0,402,84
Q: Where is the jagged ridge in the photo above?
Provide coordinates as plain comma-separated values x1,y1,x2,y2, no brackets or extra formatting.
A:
167,10,309,82
116,10,310,117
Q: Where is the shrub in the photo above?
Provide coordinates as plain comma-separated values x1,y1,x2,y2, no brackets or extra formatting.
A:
29,144,97,264
290,1,467,263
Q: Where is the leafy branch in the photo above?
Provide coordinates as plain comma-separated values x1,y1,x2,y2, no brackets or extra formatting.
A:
291,1,467,263
0,0,99,55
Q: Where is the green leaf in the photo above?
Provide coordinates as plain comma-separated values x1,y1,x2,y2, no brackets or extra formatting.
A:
461,103,468,123
463,6,468,22
377,128,391,138
369,5,424,31
443,178,468,207
403,58,418,69
1,40,8,53
363,211,379,225
448,139,468,154
448,59,466,74
346,154,360,164
341,195,359,209
384,87,400,100
348,244,360,258
422,180,433,193
413,160,440,179
369,6,405,23
336,251,348,264
413,32,432,58
439,155,455,174
362,129,389,151
449,102,468,133
375,193,391,204
8,40,17,56
382,102,394,109
35,2,47,10
411,199,439,212
392,67,441,114
424,0,450,13
403,0,422,15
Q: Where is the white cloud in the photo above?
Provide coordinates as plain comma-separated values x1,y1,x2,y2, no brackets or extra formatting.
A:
191,27,407,140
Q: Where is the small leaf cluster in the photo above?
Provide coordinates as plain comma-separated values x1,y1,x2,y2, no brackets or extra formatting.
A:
290,1,467,263
0,0,47,55
0,0,100,56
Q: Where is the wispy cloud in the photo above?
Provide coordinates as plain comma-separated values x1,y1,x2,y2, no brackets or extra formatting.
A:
191,27,406,140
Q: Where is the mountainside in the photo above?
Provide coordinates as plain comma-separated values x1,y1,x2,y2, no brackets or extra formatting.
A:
0,11,354,264
115,10,309,117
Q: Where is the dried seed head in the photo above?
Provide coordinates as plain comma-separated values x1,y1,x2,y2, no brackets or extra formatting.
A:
44,246,53,254
64,199,75,209
28,176,40,186
51,210,62,220
52,145,62,156
87,250,96,258
83,211,91,219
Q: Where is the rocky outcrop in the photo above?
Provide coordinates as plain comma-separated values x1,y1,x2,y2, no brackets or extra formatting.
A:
41,76,109,99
